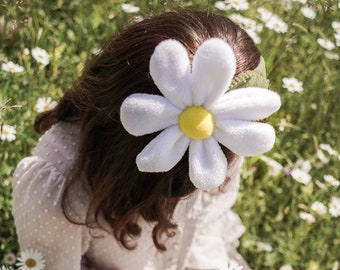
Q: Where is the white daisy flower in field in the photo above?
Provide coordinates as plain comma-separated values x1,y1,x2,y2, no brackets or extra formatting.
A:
332,260,339,270
332,21,340,34
31,47,50,66
320,144,338,156
316,149,329,163
265,15,288,33
315,180,327,190
120,39,281,190
260,155,283,176
325,51,340,60
335,33,340,46
243,17,262,32
0,124,16,142
2,252,16,265
246,29,261,44
16,249,45,270
35,97,57,113
293,0,307,4
2,61,24,73
291,168,311,185
229,14,244,24
281,0,292,11
329,197,340,217
299,211,316,223
23,48,30,55
296,159,311,172
257,7,273,20
215,1,231,11
225,0,249,11
317,38,335,50
282,77,303,92
256,241,273,252
121,3,140,13
301,6,316,19
229,15,262,44
323,174,340,187
280,265,294,270
311,201,327,215
1,266,13,270
226,261,243,270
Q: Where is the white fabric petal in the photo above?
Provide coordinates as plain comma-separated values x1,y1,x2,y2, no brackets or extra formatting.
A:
137,126,190,172
212,87,281,120
150,39,192,108
191,38,236,107
214,120,276,156
189,138,228,190
120,93,180,136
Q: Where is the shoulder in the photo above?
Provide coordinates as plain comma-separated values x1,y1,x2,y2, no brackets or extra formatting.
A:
12,121,85,218
33,121,81,176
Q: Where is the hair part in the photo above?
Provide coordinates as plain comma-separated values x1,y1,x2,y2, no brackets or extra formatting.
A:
34,10,260,251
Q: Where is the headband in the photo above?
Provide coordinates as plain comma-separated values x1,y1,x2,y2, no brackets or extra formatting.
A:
120,38,281,190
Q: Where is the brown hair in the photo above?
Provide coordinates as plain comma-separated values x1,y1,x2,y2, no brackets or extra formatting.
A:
34,10,261,251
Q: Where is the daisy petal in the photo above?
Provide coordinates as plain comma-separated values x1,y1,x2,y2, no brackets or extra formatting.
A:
189,137,228,190
212,88,281,120
214,120,276,156
137,126,190,172
191,38,236,107
120,93,180,136
150,39,192,108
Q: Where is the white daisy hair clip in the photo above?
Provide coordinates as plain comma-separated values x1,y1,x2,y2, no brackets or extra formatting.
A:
120,38,281,190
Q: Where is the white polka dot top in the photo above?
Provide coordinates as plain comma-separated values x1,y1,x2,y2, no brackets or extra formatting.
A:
12,122,250,270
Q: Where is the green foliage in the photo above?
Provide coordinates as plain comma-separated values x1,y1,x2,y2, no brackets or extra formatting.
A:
0,0,339,269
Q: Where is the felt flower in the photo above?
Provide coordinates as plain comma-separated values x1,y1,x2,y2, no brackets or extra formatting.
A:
31,47,50,66
16,249,45,270
35,97,57,112
0,124,16,142
121,38,281,190
2,61,24,73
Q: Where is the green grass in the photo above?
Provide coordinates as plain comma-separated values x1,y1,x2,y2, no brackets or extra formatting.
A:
1,0,339,269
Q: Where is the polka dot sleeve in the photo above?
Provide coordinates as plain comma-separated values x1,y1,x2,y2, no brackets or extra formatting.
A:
12,156,91,270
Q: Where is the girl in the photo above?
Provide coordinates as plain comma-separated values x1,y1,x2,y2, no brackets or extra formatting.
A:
12,10,280,270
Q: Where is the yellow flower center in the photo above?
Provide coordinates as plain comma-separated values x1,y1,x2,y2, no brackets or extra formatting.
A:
179,106,215,140
26,258,37,267
43,105,50,111
2,129,9,135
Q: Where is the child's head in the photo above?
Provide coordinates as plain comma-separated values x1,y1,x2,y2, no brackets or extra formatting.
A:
36,10,267,250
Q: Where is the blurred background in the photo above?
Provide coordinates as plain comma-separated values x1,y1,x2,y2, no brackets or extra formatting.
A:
0,0,339,269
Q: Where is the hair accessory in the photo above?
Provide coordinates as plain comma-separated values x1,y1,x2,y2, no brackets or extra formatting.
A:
120,38,281,190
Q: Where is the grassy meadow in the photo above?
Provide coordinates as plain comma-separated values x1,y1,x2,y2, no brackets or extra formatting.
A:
0,0,339,269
